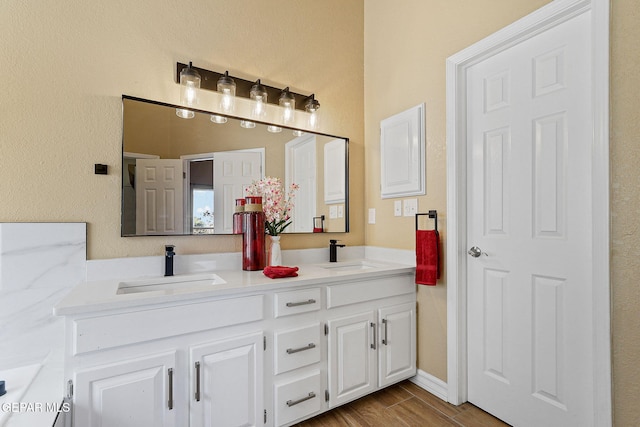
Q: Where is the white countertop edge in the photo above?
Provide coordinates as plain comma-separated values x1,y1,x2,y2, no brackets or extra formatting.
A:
55,260,415,317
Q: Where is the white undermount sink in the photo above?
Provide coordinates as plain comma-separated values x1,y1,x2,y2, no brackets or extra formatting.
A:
116,273,226,295
319,260,385,271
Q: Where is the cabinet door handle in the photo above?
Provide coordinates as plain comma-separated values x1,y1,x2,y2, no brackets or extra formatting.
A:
167,368,174,410
286,299,316,307
195,361,201,402
370,322,377,350
382,318,388,345
286,343,316,354
286,391,316,407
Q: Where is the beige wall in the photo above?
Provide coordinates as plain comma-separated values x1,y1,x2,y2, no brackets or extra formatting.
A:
0,0,364,259
365,0,640,424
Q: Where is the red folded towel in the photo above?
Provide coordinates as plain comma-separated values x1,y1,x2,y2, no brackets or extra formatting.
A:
263,266,299,279
415,230,440,285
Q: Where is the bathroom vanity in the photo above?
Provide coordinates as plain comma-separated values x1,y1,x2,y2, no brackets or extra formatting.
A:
55,260,416,427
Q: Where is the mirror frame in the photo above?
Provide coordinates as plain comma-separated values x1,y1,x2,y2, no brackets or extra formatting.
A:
121,95,349,236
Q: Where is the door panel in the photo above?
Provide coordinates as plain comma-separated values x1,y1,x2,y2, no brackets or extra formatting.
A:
466,10,592,427
135,159,184,235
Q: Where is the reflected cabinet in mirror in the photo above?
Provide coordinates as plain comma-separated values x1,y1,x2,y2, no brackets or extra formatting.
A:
122,96,349,236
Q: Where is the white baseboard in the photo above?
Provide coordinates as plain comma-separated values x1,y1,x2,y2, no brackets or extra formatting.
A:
410,369,448,402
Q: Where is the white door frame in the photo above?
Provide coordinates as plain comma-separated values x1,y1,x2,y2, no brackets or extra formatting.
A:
445,0,611,425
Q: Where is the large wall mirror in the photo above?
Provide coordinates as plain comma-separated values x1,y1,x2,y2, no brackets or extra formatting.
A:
122,96,349,236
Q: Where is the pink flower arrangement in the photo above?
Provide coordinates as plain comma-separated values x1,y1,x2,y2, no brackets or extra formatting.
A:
246,177,299,235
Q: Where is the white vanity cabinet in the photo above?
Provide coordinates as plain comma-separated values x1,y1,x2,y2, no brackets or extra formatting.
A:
63,294,265,427
58,263,417,427
326,276,416,409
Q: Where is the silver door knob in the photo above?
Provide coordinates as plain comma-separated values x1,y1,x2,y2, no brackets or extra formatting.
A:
468,246,483,258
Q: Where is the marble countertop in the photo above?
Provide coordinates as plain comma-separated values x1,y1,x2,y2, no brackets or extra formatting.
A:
54,259,415,317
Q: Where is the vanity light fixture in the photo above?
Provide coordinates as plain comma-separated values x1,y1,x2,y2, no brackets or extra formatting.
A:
175,62,321,127
240,120,256,129
217,71,236,113
279,87,295,124
267,125,282,133
250,79,268,119
176,61,201,119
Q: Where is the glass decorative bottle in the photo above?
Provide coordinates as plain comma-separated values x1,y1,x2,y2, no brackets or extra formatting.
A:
242,196,266,271
232,198,245,234
268,235,282,266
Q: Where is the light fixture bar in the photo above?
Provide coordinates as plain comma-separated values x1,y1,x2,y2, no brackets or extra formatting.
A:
176,62,315,112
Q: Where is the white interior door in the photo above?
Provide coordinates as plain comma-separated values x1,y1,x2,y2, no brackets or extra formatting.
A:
466,10,593,427
285,135,317,232
213,151,262,234
135,159,184,235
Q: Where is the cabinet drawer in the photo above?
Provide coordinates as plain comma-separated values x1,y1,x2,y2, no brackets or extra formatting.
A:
326,275,414,308
274,288,321,318
274,370,322,426
274,323,321,375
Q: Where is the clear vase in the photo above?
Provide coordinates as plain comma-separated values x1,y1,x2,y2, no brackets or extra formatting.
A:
268,235,282,266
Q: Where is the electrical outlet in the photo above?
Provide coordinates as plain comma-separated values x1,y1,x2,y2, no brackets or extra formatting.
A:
403,198,418,217
394,200,402,217
368,208,376,224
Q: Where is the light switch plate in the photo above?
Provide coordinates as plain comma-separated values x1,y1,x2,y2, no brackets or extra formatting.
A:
394,200,402,217
337,205,344,218
368,208,376,224
403,198,418,217
329,205,338,219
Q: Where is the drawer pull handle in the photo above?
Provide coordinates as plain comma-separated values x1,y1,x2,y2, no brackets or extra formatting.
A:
167,368,174,410
195,361,201,402
286,391,316,407
382,318,388,345
286,343,316,354
286,299,316,307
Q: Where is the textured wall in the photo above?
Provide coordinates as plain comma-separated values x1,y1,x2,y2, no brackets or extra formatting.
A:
364,0,551,382
611,1,640,425
0,0,364,259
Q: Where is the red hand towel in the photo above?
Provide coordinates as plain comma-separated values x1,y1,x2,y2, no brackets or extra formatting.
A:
415,230,439,285
263,266,299,279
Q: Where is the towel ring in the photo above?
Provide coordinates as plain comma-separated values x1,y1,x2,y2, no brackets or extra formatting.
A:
415,210,438,232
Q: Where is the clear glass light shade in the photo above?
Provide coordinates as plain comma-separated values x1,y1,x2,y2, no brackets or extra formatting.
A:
304,95,320,129
250,80,268,119
179,62,201,107
210,115,228,124
240,120,256,129
217,71,236,113
292,130,305,137
279,87,295,124
267,125,282,133
176,108,195,119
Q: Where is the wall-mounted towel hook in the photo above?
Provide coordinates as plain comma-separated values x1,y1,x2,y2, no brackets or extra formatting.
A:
415,210,438,232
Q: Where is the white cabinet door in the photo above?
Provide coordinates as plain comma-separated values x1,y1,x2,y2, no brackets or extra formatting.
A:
378,302,416,387
74,351,180,427
190,332,264,427
327,311,376,408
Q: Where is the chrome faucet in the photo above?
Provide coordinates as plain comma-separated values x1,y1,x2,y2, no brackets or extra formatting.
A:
329,240,345,262
165,245,175,276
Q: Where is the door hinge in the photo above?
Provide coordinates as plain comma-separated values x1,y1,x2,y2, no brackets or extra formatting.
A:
324,323,329,336
183,171,186,179
264,409,267,423
325,390,330,402
264,336,267,351
66,379,74,399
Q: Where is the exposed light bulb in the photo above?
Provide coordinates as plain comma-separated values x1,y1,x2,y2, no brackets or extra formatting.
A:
250,79,268,119
217,71,236,113
279,87,295,124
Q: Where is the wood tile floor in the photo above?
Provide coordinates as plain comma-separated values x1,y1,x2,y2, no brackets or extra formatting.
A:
294,380,510,427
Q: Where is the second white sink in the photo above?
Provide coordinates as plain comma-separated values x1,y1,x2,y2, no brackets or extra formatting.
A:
116,273,226,295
